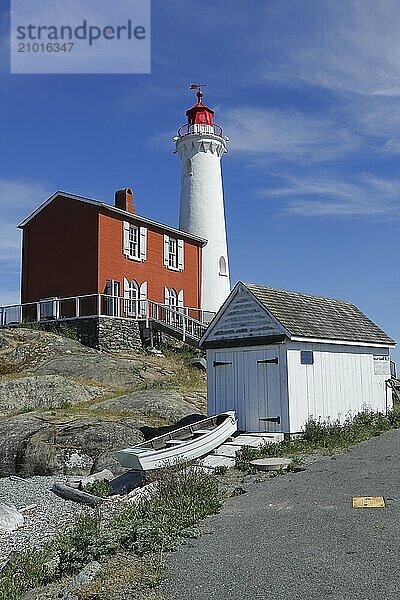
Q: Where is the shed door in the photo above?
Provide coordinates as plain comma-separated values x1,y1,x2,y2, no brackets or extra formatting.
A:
212,352,235,416
254,349,281,433
212,348,281,432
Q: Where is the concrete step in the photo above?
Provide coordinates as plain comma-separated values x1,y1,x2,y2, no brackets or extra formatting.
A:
212,444,239,458
199,431,284,471
229,433,284,447
199,455,236,469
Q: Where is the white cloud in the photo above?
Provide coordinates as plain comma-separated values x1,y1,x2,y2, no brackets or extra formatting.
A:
0,179,51,263
345,96,400,154
0,179,51,214
0,222,21,259
221,106,357,163
260,174,400,217
261,0,400,97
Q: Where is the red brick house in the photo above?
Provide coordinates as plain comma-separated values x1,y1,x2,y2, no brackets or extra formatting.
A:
18,188,206,322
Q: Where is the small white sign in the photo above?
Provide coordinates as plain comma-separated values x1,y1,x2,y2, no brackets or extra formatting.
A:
373,355,389,376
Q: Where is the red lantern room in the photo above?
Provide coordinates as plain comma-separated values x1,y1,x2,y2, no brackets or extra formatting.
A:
177,86,223,138
186,89,214,126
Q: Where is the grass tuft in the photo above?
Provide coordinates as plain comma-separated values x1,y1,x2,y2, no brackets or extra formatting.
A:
83,480,113,498
0,546,55,600
0,463,220,599
235,407,400,471
58,463,221,576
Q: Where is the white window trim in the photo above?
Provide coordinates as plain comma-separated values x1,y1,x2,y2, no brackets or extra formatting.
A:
123,277,139,317
139,281,147,316
163,234,184,271
123,221,147,262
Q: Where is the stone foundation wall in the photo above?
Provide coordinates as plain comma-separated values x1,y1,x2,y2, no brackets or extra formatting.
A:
36,317,143,352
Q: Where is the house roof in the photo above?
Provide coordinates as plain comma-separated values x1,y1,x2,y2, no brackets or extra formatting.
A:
245,282,396,346
18,191,208,245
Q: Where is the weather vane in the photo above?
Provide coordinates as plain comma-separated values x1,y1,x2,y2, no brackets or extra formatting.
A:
189,83,206,102
189,83,207,92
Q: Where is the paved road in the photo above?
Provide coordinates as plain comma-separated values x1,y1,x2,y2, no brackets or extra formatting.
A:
161,430,400,599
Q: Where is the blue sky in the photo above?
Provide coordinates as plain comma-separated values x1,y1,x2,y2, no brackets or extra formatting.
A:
1,0,399,360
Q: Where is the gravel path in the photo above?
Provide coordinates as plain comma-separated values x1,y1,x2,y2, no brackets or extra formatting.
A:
162,429,400,600
0,476,94,563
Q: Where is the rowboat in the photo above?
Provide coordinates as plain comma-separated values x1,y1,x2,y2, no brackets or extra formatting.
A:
115,411,237,471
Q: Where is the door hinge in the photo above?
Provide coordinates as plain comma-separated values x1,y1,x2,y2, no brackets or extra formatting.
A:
257,358,278,364
259,416,281,424
213,361,233,367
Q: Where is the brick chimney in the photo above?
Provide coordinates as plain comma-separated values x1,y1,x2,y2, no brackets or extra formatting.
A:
115,188,135,213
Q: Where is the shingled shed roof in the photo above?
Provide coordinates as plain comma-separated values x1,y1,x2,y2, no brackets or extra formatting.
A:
245,283,396,346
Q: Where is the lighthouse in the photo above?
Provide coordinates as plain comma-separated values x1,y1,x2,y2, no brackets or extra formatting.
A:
176,86,230,314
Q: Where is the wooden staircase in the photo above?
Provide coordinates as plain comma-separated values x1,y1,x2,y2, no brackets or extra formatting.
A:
141,300,209,348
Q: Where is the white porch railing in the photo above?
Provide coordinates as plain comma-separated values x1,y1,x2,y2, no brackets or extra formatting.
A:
0,294,214,342
145,300,208,341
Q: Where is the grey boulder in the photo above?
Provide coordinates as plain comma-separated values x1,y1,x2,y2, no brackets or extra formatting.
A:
92,390,201,423
0,503,24,532
0,414,144,477
0,375,106,416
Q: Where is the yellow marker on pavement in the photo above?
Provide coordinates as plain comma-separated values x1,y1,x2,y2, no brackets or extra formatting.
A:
352,496,385,508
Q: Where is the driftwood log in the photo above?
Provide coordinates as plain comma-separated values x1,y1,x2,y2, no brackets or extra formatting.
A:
51,481,104,507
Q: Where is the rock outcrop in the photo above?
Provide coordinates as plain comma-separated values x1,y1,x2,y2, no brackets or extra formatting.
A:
91,390,203,422
0,375,106,416
0,327,207,477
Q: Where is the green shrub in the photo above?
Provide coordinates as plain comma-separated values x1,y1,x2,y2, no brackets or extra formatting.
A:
57,512,118,575
114,464,222,555
0,546,55,600
83,480,112,498
57,464,222,575
235,408,399,471
213,465,228,475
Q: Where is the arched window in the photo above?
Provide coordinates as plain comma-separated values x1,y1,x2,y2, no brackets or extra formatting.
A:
169,288,178,310
124,278,139,316
219,256,227,276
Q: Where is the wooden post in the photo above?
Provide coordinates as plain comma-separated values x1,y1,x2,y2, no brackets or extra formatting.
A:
36,302,41,322
75,296,80,318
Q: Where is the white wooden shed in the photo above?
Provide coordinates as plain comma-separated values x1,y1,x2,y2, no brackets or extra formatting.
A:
200,282,396,434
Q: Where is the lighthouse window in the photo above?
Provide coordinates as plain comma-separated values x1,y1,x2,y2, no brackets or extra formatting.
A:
219,256,227,276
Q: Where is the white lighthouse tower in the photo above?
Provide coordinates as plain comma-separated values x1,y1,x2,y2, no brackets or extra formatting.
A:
176,87,230,314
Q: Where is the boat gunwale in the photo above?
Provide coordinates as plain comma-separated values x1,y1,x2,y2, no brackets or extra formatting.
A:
134,411,235,451
115,411,237,464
